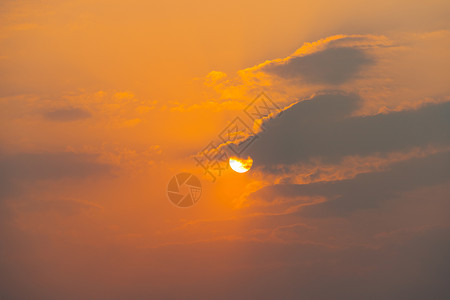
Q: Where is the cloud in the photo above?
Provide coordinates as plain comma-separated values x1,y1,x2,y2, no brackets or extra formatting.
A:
1,224,447,300
19,197,103,216
43,107,91,122
203,32,450,119
250,150,450,217
0,152,112,200
243,92,450,170
262,47,373,84
0,152,111,182
203,35,390,101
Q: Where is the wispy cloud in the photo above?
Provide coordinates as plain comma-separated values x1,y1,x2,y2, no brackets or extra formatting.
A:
43,107,91,122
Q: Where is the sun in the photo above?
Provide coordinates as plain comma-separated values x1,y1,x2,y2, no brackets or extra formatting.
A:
229,156,253,173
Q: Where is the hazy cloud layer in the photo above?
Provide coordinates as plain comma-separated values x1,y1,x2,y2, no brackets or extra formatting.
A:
0,152,111,200
0,152,110,182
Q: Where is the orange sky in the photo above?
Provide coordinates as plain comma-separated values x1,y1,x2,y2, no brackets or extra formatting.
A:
1,1,450,299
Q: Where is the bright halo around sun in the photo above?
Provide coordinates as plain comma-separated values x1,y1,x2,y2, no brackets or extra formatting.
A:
229,156,253,173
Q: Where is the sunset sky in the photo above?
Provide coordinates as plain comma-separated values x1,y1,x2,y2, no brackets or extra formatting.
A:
1,1,450,299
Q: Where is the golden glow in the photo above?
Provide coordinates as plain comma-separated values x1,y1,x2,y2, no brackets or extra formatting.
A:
229,156,253,173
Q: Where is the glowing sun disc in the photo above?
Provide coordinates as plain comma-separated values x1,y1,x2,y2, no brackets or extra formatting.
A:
229,156,253,173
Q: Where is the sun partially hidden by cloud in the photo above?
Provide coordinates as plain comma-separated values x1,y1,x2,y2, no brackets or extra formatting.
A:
229,156,253,173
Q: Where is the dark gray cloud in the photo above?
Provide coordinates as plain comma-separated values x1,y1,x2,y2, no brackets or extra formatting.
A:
244,93,450,171
262,47,373,84
250,150,450,217
43,107,91,122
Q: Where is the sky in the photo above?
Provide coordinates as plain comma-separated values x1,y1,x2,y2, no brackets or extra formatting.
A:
1,0,450,299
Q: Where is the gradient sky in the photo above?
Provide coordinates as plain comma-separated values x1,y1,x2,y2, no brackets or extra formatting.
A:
1,1,450,299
